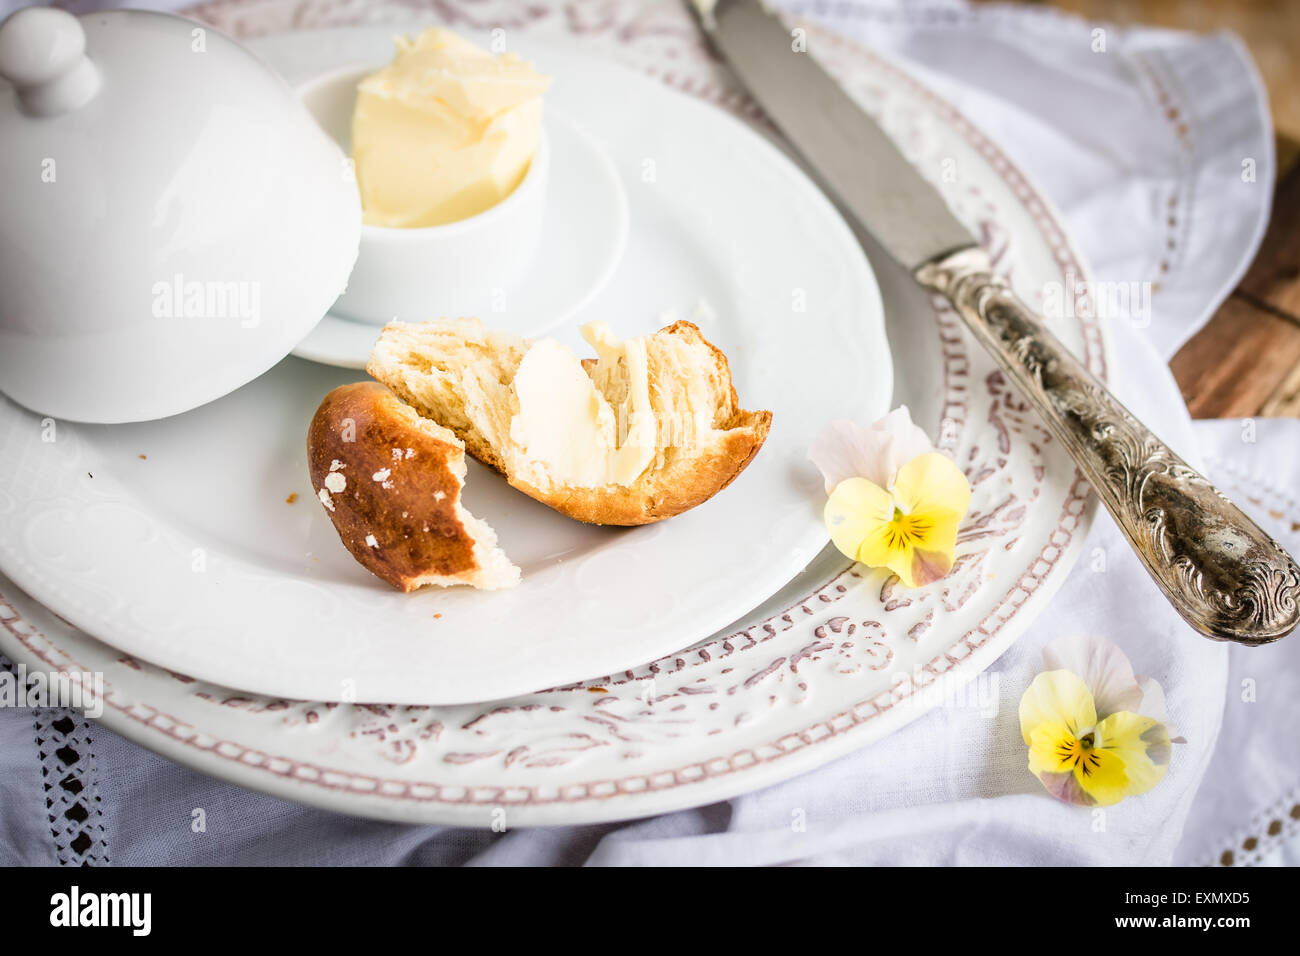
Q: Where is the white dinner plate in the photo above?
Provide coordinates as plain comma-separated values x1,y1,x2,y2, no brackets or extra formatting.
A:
0,11,1107,826
0,31,890,705
293,108,630,368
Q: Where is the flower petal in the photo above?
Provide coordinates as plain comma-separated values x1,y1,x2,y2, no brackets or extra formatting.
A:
1028,721,1136,807
874,406,936,486
1041,634,1143,720
907,505,962,580
892,452,971,518
824,477,893,563
1068,746,1137,807
1090,710,1172,803
1019,670,1097,745
851,506,960,588
1135,675,1184,742
808,406,936,494
1027,721,1081,776
909,546,954,587
1034,768,1097,806
808,420,894,493
855,519,911,580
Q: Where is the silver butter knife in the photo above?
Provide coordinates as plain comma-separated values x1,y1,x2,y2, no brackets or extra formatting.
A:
694,0,1300,645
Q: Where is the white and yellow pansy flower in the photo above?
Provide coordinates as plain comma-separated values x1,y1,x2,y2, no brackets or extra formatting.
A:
1019,634,1183,807
809,406,971,588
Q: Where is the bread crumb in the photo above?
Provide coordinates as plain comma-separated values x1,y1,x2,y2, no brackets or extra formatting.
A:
317,488,334,511
365,534,378,548
138,454,147,460
323,472,346,493
433,613,442,619
286,493,298,504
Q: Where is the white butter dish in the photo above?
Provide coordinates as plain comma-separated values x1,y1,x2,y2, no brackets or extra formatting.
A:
0,8,361,423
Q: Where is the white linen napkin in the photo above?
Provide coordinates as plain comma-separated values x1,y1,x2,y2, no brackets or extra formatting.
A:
787,0,1275,359
0,0,1288,866
1172,420,1300,868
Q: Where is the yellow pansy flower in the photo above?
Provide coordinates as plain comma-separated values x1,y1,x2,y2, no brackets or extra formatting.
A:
809,407,971,588
1019,635,1180,807
824,453,971,587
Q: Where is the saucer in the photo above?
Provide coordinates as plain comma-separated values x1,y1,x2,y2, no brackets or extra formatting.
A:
292,109,628,369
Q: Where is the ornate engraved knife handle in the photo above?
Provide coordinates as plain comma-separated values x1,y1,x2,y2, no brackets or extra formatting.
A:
917,247,1300,645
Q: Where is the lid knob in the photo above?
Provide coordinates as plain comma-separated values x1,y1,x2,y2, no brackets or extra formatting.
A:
0,7,100,116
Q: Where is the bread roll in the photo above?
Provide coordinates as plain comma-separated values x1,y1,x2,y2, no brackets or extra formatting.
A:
307,381,519,591
367,317,772,525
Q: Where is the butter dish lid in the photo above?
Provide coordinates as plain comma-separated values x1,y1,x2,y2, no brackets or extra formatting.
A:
0,8,361,423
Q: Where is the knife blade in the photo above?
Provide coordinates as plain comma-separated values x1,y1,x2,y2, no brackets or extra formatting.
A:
697,0,974,270
694,0,1300,645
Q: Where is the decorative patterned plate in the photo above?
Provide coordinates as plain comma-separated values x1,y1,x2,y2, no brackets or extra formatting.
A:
0,7,1106,825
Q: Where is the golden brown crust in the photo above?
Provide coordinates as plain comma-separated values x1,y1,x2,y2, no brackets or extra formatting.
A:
506,408,771,525
307,382,514,591
495,321,769,525
368,318,773,527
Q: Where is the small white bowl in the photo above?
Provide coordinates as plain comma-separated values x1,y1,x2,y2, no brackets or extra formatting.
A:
296,64,550,326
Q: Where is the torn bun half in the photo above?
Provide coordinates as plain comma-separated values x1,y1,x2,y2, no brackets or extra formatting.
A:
307,381,519,591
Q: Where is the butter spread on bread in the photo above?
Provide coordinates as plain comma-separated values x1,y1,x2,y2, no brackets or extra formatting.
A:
367,317,772,525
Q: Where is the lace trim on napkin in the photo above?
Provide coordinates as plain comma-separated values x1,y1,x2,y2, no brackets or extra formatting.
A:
34,706,110,866
1208,785,1300,867
1198,453,1300,867
0,652,110,866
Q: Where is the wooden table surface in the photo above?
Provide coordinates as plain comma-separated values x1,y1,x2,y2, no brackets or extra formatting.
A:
990,0,1300,419
1169,144,1300,418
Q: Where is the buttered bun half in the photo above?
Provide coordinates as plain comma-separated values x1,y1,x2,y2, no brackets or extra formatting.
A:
367,318,772,525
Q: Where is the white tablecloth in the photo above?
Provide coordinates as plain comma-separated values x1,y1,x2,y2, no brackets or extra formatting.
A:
0,0,1293,866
